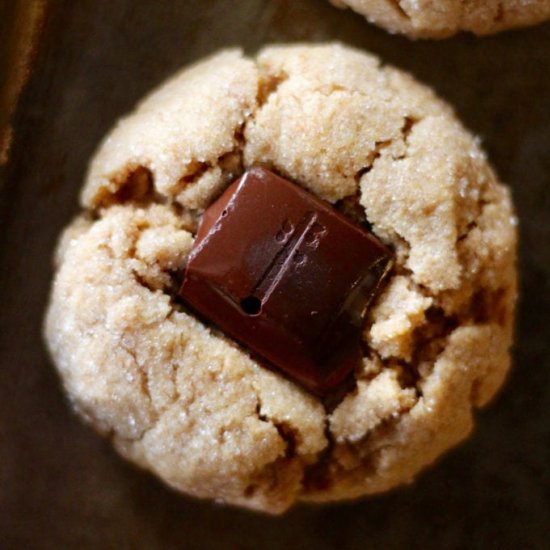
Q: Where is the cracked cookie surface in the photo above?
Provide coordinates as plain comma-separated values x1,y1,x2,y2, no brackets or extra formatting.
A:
45,44,517,514
330,0,550,38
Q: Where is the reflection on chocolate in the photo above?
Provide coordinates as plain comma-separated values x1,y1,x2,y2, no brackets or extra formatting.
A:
179,167,393,395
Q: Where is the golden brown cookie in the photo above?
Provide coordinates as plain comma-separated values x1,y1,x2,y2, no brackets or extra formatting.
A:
331,0,550,38
45,44,517,514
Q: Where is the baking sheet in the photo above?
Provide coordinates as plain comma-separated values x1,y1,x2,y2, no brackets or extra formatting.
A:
1,1,549,548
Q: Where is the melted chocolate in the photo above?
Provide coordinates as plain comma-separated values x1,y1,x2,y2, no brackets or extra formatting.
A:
179,167,393,395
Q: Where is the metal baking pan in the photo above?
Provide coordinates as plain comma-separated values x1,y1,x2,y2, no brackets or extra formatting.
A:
1,1,548,547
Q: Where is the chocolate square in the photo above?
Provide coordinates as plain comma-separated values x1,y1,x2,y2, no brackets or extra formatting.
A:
179,167,392,395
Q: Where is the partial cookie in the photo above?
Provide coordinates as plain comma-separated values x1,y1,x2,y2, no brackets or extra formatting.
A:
45,44,517,514
331,0,550,38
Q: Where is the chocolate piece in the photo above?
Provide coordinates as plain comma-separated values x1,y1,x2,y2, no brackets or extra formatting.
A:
179,167,393,395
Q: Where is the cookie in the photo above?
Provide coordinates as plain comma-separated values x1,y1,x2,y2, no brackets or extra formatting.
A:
330,0,550,38
44,44,517,514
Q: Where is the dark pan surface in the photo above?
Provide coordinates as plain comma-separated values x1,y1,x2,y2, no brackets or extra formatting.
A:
0,1,549,548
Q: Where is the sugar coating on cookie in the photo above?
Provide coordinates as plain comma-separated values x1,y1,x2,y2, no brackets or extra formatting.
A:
45,44,517,514
331,0,550,38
